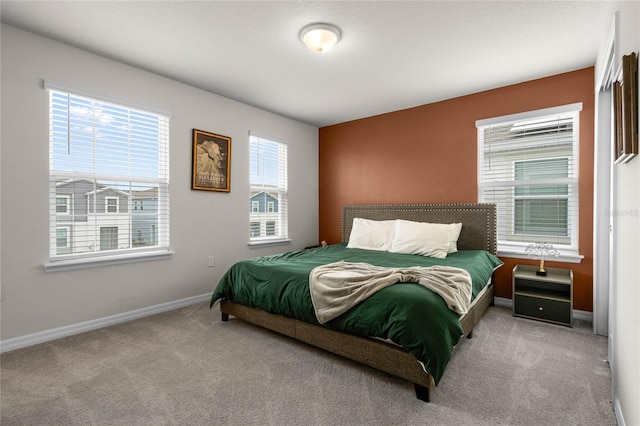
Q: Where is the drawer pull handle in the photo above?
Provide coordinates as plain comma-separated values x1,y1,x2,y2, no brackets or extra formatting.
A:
538,307,543,311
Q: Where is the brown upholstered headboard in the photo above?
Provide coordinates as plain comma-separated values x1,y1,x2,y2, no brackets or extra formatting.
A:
341,203,497,254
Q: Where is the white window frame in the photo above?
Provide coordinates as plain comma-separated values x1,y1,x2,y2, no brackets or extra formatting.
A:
477,103,583,263
44,81,173,271
248,133,290,247
251,201,259,213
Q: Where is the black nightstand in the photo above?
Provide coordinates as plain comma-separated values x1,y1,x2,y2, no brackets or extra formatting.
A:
512,264,573,327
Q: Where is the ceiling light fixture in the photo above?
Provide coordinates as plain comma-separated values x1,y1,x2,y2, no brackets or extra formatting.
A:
299,23,342,53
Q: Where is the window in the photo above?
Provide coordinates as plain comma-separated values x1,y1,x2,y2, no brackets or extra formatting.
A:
477,103,582,260
106,197,118,213
47,81,170,267
56,227,70,250
100,226,118,251
251,201,259,213
56,195,71,214
250,222,260,237
249,134,288,244
266,220,276,236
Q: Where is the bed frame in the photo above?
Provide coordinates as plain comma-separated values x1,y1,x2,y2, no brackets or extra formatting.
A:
220,203,497,402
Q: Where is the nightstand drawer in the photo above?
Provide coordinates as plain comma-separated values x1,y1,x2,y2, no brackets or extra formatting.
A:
514,294,571,325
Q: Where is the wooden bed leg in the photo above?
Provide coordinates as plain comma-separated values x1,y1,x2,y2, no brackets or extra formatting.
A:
221,312,229,322
466,329,474,339
414,384,430,402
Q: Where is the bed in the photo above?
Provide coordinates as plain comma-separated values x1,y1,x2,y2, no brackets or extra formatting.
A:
210,203,501,402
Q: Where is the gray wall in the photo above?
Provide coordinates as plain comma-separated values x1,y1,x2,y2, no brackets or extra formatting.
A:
0,25,319,340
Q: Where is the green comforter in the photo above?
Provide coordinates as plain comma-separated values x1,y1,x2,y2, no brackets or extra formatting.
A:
210,243,502,384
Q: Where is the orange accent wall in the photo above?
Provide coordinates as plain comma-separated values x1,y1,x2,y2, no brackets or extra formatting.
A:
319,68,595,312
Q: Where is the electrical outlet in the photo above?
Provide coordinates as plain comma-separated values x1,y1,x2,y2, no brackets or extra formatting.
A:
208,256,215,267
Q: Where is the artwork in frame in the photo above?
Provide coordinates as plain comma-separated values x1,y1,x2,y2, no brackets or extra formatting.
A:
613,52,638,164
192,129,231,192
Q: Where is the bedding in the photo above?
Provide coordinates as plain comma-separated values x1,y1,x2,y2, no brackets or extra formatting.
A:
309,261,473,322
210,243,502,385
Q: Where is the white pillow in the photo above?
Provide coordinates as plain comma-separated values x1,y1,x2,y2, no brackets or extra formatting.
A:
346,218,395,251
447,223,463,254
390,220,451,259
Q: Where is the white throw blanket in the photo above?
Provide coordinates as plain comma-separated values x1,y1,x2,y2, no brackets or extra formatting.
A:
309,261,472,324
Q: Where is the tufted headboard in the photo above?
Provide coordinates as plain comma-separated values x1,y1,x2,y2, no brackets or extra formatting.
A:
341,203,497,255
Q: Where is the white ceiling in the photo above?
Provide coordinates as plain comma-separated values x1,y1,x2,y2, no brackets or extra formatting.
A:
0,1,616,127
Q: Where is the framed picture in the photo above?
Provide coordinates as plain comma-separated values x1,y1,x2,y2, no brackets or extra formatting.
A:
192,129,231,192
614,52,638,164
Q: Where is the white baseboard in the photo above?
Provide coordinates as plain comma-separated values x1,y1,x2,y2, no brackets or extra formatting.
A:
494,296,513,308
493,296,593,322
614,396,626,426
0,293,211,353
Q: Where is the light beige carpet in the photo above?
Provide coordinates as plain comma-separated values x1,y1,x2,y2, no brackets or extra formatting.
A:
1,303,616,425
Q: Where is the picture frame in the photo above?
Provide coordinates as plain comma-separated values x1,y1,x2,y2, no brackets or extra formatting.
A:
192,129,231,192
613,52,638,164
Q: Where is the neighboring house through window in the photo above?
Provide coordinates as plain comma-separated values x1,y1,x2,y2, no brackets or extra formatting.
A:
476,103,582,260
514,157,569,239
46,81,170,266
249,134,288,244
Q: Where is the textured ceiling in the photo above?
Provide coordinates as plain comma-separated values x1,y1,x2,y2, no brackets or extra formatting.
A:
0,1,616,127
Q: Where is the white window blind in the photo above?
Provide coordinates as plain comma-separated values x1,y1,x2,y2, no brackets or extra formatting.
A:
477,103,582,258
47,82,170,265
249,134,288,244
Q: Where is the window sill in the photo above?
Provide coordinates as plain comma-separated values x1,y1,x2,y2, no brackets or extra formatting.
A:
497,248,583,264
247,238,292,248
44,250,174,272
